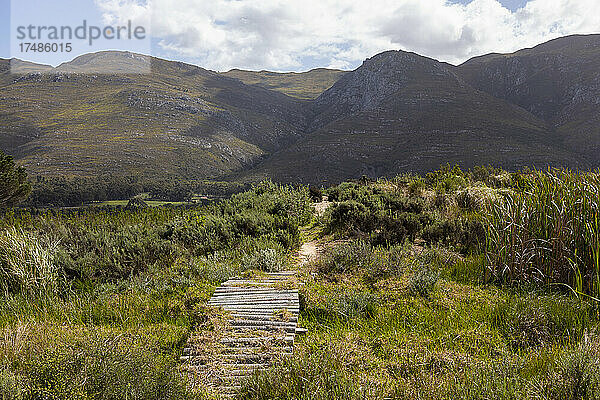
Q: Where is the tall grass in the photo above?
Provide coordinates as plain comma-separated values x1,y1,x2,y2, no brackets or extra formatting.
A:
485,169,600,295
0,228,59,295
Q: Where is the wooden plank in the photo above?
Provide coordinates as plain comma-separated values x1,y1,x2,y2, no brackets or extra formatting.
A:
183,272,302,397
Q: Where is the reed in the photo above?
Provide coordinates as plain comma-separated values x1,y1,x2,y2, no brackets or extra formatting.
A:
484,169,600,296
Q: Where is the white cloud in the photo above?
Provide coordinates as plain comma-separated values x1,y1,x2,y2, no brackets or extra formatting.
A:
94,0,600,72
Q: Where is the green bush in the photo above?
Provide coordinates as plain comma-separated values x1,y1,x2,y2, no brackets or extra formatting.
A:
239,350,381,400
315,240,373,275
334,291,379,319
422,217,485,253
0,325,196,400
491,294,594,349
532,338,600,400
408,269,439,298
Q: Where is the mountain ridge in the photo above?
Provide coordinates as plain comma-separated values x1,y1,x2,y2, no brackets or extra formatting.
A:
1,34,599,184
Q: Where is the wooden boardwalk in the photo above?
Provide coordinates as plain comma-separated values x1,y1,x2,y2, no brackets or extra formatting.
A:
182,271,303,398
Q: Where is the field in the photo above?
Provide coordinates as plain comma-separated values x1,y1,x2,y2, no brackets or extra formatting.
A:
1,166,600,399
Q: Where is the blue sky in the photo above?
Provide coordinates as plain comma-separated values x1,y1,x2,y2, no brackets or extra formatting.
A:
2,0,151,66
1,0,597,72
452,0,527,11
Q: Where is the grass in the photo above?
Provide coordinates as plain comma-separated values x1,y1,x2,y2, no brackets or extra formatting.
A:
3,166,600,398
0,228,60,295
238,167,600,400
0,181,312,399
484,169,600,296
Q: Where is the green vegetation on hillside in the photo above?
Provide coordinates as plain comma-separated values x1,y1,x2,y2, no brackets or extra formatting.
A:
26,175,247,207
0,52,306,180
0,150,30,207
4,35,599,185
223,68,347,100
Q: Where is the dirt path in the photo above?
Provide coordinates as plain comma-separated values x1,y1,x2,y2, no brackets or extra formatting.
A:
298,241,318,265
297,198,331,264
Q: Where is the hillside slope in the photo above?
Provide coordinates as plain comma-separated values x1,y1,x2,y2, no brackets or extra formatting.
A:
458,34,600,161
0,52,307,178
1,35,598,184
244,50,582,184
222,68,347,100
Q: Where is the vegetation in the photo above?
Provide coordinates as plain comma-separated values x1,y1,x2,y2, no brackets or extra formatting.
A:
0,181,311,399
26,176,247,207
223,68,347,100
2,164,600,399
485,169,600,296
239,165,600,400
0,151,30,208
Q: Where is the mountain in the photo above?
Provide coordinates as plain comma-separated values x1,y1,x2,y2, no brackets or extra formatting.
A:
0,52,306,178
458,34,600,161
244,49,584,183
1,35,599,185
223,68,347,100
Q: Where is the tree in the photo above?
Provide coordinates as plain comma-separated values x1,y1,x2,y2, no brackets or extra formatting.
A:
0,151,31,207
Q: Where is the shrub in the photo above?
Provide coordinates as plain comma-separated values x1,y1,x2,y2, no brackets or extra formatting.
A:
491,294,594,349
407,179,426,196
455,185,500,211
334,291,379,319
0,324,195,400
426,164,467,194
408,269,440,298
364,244,411,284
309,187,323,202
372,213,427,245
422,217,485,253
326,201,372,233
315,241,373,275
239,349,382,400
531,337,600,400
0,368,22,400
244,248,285,272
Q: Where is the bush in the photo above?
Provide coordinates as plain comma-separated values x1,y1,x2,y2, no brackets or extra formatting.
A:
309,187,323,202
0,324,196,400
315,241,373,275
239,349,381,400
422,217,485,253
326,201,372,233
491,294,594,349
0,368,22,400
334,291,379,319
244,248,286,272
363,244,411,284
408,269,439,298
532,337,600,400
372,213,428,245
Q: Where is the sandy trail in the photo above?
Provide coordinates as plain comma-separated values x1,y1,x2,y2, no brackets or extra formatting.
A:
298,241,318,265
297,198,331,265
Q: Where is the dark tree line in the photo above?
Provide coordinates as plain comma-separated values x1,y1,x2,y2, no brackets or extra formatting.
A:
25,175,248,207
0,151,31,208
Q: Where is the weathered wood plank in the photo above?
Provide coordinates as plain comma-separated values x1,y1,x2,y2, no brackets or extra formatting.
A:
181,270,302,397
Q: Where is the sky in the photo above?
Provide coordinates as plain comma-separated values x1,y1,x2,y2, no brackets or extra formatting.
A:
1,0,599,72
